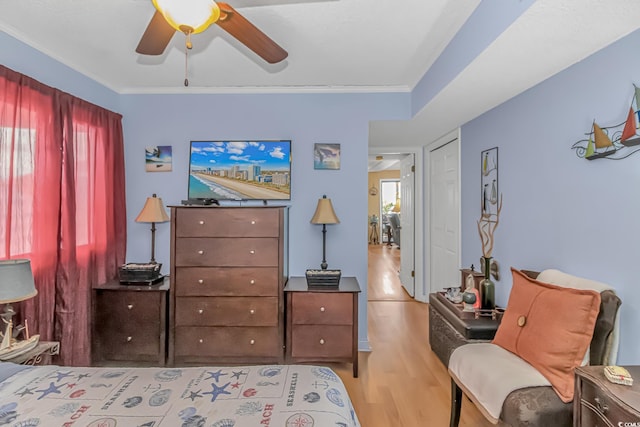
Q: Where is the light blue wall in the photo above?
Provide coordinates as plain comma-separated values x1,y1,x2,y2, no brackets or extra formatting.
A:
120,92,410,347
460,28,640,364
1,27,411,349
0,32,120,113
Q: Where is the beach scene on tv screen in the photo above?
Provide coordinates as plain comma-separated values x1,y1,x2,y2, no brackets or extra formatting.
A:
189,140,291,200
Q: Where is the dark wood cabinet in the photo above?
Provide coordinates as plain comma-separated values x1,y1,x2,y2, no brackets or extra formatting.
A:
574,365,640,427
169,206,288,365
92,278,169,366
284,277,361,377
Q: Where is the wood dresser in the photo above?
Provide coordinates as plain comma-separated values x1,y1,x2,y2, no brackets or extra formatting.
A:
169,206,288,365
284,276,361,377
574,365,640,427
92,277,170,366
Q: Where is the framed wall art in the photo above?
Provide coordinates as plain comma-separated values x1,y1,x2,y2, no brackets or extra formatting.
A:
145,145,172,172
480,147,498,219
314,143,340,170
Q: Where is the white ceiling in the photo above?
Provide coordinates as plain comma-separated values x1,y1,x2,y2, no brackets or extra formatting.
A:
2,0,640,152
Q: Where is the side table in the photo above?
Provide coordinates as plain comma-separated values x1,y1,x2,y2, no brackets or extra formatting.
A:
428,292,501,367
5,341,60,365
574,365,640,427
285,276,361,377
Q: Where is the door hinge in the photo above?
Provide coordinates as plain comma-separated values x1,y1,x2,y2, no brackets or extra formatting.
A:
411,270,415,277
411,165,415,172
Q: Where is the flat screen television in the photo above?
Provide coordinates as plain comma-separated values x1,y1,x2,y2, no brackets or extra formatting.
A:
188,140,291,201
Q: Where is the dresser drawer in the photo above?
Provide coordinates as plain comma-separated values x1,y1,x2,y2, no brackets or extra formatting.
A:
174,267,279,296
174,326,281,357
95,291,159,328
98,330,161,359
175,208,281,238
290,325,353,358
175,296,278,326
175,237,279,267
291,292,353,325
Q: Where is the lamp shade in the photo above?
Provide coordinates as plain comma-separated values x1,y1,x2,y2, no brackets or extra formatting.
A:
0,259,37,304
135,194,170,223
310,195,340,225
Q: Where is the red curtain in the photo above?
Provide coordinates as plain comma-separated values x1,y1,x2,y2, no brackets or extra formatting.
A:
0,65,126,366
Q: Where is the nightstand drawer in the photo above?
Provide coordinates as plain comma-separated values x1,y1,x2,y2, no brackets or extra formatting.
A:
174,267,279,296
174,326,281,357
580,380,631,426
291,325,352,358
291,292,353,325
99,331,161,359
96,291,160,327
175,208,280,238
175,237,279,267
175,296,278,326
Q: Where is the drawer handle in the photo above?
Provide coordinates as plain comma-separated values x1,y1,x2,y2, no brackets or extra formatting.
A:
198,250,204,255
320,306,325,312
319,338,325,345
199,338,204,343
250,250,255,254
199,220,205,225
127,304,133,310
126,336,132,342
251,220,256,225
250,339,255,345
594,397,608,414
250,279,255,284
198,279,204,284
249,309,255,315
198,309,204,314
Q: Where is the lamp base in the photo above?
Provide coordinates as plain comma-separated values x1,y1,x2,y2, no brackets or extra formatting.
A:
305,269,341,289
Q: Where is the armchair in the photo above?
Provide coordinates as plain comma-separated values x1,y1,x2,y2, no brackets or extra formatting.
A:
448,268,621,427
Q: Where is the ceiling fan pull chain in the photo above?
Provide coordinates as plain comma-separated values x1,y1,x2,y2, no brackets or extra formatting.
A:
184,46,189,87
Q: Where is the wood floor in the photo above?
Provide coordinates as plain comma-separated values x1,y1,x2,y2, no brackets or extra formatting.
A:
327,244,494,427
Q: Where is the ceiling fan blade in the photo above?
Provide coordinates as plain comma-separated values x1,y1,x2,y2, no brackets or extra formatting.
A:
216,2,288,64
136,10,176,55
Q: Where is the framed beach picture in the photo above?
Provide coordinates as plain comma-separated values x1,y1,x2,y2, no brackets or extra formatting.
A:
314,143,340,170
145,145,172,172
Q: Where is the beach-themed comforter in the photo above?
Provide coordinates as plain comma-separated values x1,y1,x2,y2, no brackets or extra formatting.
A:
0,363,360,426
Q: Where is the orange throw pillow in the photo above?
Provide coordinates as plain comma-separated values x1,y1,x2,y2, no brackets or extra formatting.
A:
492,268,601,402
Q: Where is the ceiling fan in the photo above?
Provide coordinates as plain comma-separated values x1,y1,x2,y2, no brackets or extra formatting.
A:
136,0,288,64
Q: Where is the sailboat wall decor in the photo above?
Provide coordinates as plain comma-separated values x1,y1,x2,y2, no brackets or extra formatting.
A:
572,84,640,160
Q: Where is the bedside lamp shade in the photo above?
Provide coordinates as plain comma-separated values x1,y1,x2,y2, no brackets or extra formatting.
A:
310,195,340,225
0,259,37,304
310,195,340,270
136,194,170,264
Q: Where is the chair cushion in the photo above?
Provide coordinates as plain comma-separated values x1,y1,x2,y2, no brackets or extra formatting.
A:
492,268,601,402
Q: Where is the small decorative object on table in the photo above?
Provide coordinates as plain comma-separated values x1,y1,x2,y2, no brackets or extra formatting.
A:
119,262,163,285
604,365,634,386
477,191,503,310
305,269,341,289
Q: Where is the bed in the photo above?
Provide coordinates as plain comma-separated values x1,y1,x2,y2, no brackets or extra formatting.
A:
0,362,361,426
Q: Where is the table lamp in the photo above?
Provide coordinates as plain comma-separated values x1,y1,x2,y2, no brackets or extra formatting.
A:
310,195,340,270
135,193,170,264
0,259,39,357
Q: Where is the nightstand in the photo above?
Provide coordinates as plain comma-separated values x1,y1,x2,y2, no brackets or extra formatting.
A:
284,276,361,377
574,365,640,426
92,277,169,366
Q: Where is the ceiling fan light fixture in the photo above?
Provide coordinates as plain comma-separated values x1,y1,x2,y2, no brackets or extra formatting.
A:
152,0,221,34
